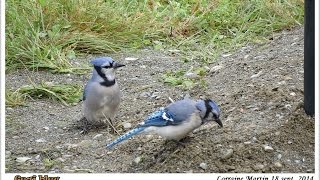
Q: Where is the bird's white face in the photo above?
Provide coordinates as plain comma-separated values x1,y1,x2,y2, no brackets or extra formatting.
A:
101,67,116,80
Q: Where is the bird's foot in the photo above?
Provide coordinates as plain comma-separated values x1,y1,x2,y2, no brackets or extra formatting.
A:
173,137,192,148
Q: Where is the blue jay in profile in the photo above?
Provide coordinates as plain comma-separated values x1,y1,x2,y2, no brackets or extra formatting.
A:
82,57,125,133
106,98,222,149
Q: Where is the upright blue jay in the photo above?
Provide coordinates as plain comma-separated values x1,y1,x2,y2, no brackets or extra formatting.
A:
106,98,222,148
82,57,125,133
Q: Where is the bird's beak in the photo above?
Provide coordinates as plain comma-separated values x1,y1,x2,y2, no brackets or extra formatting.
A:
215,118,223,127
113,62,125,69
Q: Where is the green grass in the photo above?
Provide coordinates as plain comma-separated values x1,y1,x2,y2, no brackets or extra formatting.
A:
5,89,27,107
6,0,304,72
163,66,208,89
6,82,83,107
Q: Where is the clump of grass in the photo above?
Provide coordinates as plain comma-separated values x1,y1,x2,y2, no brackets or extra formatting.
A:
163,67,208,89
17,82,83,106
6,0,304,71
43,158,59,169
5,89,27,107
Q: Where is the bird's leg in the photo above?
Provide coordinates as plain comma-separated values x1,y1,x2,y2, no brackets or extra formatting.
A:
79,117,90,134
172,137,192,147
101,112,120,135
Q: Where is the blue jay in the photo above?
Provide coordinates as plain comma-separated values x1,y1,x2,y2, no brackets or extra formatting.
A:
82,57,125,133
106,98,222,149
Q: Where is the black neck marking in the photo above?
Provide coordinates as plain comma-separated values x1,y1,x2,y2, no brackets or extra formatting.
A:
203,99,213,119
94,66,116,87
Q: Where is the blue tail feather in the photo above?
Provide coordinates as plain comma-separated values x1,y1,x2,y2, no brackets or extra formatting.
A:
106,127,145,149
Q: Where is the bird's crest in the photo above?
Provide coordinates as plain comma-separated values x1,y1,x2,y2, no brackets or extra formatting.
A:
90,57,114,67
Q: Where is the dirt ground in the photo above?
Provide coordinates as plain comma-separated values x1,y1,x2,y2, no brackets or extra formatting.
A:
5,26,315,173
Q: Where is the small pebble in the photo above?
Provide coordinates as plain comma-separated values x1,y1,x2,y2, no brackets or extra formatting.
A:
209,65,224,73
263,145,274,152
134,156,142,164
125,57,139,61
184,72,198,79
199,163,208,170
221,149,233,159
294,160,302,164
35,138,47,143
222,53,232,57
5,151,12,158
289,92,296,96
122,122,132,129
139,92,151,98
243,141,251,145
288,140,293,144
306,169,313,173
274,162,282,168
277,154,282,159
253,164,264,171
43,126,50,131
16,157,32,163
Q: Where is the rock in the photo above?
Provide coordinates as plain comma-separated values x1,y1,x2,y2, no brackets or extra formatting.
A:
278,81,286,85
288,140,293,144
294,160,302,164
277,154,282,159
252,137,258,142
199,163,208,170
122,122,132,129
6,107,14,112
274,162,282,168
306,169,313,173
5,151,12,158
35,155,41,160
16,157,32,163
43,126,50,131
184,72,198,79
221,149,233,159
125,57,139,61
244,55,249,59
209,65,224,73
243,141,251,145
134,156,142,164
263,145,274,152
93,134,103,140
251,71,263,78
289,92,296,96
253,164,264,171
222,53,232,57
36,138,47,143
139,92,151,98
